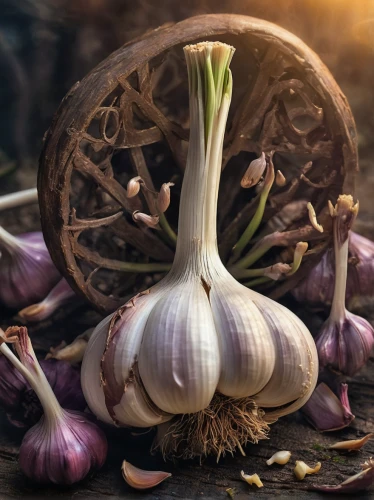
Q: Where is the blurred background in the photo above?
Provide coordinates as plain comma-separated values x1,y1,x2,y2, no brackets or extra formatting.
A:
0,0,373,232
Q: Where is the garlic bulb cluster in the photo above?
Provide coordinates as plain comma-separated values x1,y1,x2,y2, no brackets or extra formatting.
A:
0,228,60,308
82,41,318,458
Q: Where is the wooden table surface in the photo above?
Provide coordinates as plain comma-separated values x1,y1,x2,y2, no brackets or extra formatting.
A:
1,294,374,500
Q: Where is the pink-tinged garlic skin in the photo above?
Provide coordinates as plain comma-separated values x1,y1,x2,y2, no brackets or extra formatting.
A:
0,229,60,309
19,410,107,485
316,312,374,376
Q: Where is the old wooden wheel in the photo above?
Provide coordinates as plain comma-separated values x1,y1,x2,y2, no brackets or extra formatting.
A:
38,14,358,313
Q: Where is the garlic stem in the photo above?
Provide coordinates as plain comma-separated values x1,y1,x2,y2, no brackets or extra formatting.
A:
233,233,277,270
329,196,358,322
231,159,274,262
0,188,38,211
0,226,23,253
0,328,63,422
287,242,308,276
243,276,271,288
172,43,234,274
159,212,177,245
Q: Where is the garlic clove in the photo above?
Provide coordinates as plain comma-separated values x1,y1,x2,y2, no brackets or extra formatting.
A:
157,182,174,213
294,460,321,480
18,278,75,323
253,300,317,410
126,176,143,198
139,281,220,414
84,291,172,427
240,152,266,188
301,382,354,432
121,460,171,490
329,433,373,451
275,170,286,186
132,211,159,227
46,328,93,363
210,278,276,397
240,471,263,487
266,450,291,465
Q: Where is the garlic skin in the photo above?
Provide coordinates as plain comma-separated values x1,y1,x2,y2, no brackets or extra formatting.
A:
18,278,76,322
82,42,318,457
19,410,107,485
301,382,354,432
0,228,60,309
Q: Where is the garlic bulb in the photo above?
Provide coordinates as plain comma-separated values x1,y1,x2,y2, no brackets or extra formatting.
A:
0,327,107,485
315,196,374,376
82,41,318,459
0,228,60,308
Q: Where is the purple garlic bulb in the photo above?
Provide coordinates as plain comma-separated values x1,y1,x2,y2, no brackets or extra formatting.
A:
19,410,107,485
316,311,374,376
0,356,86,428
314,195,374,376
0,228,61,309
0,326,107,485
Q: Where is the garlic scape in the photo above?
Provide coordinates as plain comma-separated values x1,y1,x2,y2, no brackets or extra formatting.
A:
82,41,318,459
0,327,107,485
315,195,374,376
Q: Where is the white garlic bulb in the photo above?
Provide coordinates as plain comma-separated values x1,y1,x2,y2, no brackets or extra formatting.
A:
82,41,318,458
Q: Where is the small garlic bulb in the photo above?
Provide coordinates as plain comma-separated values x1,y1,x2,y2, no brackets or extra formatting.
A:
82,41,318,459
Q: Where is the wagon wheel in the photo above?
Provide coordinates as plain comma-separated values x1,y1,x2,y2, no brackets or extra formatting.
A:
38,14,357,314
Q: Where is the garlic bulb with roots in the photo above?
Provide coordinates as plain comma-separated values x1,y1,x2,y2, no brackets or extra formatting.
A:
82,41,318,459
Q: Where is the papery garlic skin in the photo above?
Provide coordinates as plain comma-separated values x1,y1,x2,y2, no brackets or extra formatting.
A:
19,410,107,485
0,228,60,308
82,42,318,455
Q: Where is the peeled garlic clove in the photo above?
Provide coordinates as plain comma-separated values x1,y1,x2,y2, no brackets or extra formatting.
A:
240,471,263,487
266,450,291,465
312,467,374,493
275,170,286,186
46,328,93,363
122,461,171,490
294,460,321,480
329,433,373,451
241,152,266,188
